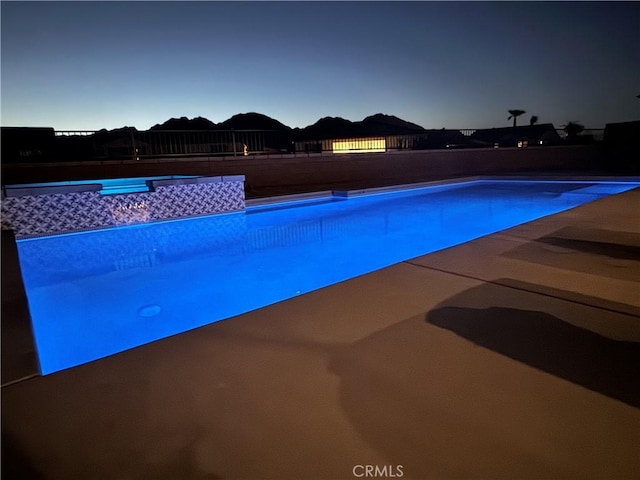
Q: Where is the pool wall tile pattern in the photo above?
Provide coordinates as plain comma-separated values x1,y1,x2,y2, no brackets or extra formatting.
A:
18,213,249,287
1,177,245,238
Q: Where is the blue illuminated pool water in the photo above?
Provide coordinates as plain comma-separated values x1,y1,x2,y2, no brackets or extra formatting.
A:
16,180,639,374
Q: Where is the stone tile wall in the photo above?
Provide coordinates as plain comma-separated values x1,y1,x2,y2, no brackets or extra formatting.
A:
1,176,245,238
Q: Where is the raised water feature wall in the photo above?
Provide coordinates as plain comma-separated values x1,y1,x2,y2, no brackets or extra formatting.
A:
1,175,245,238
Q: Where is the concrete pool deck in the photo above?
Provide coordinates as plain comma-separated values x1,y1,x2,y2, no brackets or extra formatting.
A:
2,184,639,479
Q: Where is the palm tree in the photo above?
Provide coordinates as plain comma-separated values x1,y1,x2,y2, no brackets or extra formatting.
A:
529,115,538,126
508,109,526,127
562,121,585,140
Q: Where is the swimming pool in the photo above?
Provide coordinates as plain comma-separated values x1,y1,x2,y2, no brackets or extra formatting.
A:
16,179,639,374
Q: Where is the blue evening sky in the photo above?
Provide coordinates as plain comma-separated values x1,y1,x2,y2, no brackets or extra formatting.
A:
1,1,638,131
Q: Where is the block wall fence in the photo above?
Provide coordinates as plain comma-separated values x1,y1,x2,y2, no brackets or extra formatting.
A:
0,145,605,198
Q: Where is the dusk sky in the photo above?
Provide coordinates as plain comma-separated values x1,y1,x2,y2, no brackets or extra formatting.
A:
1,1,638,131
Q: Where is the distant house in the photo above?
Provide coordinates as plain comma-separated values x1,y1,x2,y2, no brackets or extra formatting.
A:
102,137,150,158
470,124,561,148
414,129,475,149
604,120,640,146
293,114,431,153
294,134,430,154
603,120,640,171
332,137,386,154
1,127,56,162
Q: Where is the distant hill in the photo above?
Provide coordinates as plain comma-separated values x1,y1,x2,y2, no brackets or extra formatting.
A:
149,113,293,132
218,112,292,131
150,116,217,130
294,116,355,139
14,111,436,143
293,113,427,140
144,112,429,139
361,113,426,133
93,126,142,140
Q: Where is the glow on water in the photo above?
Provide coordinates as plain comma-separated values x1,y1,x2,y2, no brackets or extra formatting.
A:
16,180,639,374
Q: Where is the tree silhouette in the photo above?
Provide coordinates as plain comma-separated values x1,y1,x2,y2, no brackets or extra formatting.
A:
529,115,538,126
562,121,585,139
508,109,526,127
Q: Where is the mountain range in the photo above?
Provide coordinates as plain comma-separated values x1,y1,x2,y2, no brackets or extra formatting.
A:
147,112,428,139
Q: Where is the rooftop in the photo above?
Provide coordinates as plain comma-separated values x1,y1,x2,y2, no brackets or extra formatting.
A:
2,180,639,479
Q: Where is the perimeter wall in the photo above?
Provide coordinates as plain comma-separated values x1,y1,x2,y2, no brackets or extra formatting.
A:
1,145,606,198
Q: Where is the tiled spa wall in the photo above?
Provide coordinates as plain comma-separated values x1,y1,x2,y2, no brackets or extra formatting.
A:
1,175,246,238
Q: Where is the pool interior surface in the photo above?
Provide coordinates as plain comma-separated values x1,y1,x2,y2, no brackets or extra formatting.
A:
16,179,640,374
